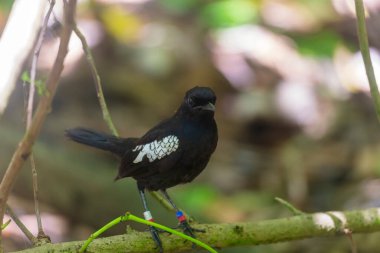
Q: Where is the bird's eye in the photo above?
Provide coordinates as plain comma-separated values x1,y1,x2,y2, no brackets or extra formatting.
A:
187,97,195,107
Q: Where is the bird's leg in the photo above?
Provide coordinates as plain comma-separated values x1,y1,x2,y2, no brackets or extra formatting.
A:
138,185,163,253
160,189,203,238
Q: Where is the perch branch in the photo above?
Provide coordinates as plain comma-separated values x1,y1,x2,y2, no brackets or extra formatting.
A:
11,207,380,253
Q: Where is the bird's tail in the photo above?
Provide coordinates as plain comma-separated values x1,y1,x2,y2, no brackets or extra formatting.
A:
65,128,136,157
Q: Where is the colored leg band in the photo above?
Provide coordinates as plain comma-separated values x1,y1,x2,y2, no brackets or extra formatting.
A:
176,211,186,222
143,211,154,222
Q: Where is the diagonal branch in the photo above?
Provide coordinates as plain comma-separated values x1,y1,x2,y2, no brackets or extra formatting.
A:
0,0,77,249
10,207,380,253
72,25,118,136
5,205,37,245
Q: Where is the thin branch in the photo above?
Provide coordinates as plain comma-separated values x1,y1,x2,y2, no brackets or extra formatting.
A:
344,229,357,253
354,0,380,122
29,155,50,243
5,205,37,245
149,191,176,212
72,25,118,136
26,0,55,129
275,197,304,216
28,0,56,128
11,207,380,253
26,0,56,240
0,0,77,250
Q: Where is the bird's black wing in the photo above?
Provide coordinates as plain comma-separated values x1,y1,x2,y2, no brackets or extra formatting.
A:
116,119,183,179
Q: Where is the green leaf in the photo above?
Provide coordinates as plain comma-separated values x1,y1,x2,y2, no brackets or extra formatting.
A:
1,219,11,231
35,80,47,96
21,71,47,96
176,185,218,214
292,30,343,57
21,71,31,83
201,0,258,28
159,0,200,14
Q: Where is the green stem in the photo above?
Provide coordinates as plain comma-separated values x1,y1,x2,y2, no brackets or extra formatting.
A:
79,216,125,253
354,0,380,123
126,213,217,253
275,197,304,216
79,212,217,253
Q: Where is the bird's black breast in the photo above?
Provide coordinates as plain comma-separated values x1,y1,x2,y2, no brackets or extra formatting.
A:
162,118,217,189
125,117,217,191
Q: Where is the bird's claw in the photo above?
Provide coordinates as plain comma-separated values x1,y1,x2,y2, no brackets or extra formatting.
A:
178,220,204,238
178,220,206,249
149,226,163,253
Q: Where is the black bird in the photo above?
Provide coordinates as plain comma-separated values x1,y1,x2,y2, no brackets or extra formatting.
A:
66,86,218,252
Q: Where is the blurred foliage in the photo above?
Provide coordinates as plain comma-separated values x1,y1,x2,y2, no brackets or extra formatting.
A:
2,0,380,252
201,0,258,28
159,0,201,14
100,5,142,43
292,30,344,57
0,0,12,12
21,71,47,96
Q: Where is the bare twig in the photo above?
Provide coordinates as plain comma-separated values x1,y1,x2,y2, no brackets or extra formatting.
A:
73,25,118,136
354,0,380,122
5,205,37,245
344,229,357,253
0,0,77,250
28,0,56,128
26,0,56,240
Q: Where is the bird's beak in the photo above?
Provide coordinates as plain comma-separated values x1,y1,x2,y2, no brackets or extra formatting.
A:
198,102,215,112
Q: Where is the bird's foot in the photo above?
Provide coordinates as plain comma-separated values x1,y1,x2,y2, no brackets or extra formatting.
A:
176,211,205,238
178,220,205,237
178,220,207,249
148,226,163,253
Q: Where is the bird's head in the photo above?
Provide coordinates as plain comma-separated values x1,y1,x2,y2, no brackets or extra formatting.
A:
183,86,216,117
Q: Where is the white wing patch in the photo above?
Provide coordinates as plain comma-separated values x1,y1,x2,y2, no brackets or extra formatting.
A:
132,135,179,164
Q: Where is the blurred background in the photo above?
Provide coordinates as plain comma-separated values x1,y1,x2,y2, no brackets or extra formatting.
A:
1,0,380,252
